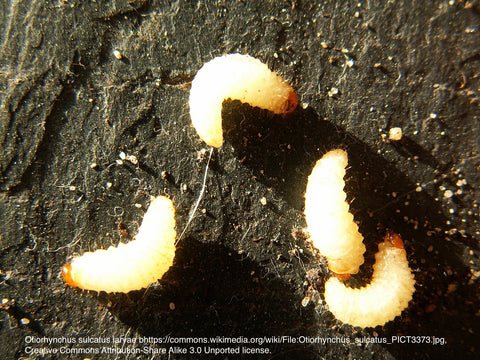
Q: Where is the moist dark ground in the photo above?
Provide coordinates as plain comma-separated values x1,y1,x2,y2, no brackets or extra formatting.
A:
1,1,479,359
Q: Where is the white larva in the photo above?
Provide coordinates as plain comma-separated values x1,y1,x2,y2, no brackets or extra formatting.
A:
62,196,176,293
304,149,366,275
189,53,298,148
324,231,416,328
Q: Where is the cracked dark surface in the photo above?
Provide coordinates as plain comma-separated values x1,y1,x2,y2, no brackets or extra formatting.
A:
1,1,479,359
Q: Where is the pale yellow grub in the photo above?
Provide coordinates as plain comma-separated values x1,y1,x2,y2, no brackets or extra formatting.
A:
62,196,176,293
304,149,366,275
324,235,416,328
189,53,298,147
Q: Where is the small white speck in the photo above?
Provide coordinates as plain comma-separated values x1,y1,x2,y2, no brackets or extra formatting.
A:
444,190,454,198
20,318,30,325
126,154,138,165
429,113,438,119
106,182,112,189
328,87,339,97
389,127,403,141
260,197,267,206
320,41,331,49
119,151,126,160
301,297,310,307
134,203,142,208
113,49,123,60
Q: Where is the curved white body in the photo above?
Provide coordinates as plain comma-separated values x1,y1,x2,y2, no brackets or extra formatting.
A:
324,238,416,328
189,54,298,147
63,196,176,293
304,149,366,274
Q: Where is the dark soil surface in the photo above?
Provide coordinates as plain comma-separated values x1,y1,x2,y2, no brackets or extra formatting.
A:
1,1,479,359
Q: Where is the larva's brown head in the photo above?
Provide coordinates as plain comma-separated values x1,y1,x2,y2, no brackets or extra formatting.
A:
332,272,351,281
62,263,78,288
385,230,404,249
282,90,298,114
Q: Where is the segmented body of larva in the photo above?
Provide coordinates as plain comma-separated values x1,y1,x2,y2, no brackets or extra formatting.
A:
304,149,366,275
62,196,176,293
324,231,416,328
189,53,298,148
